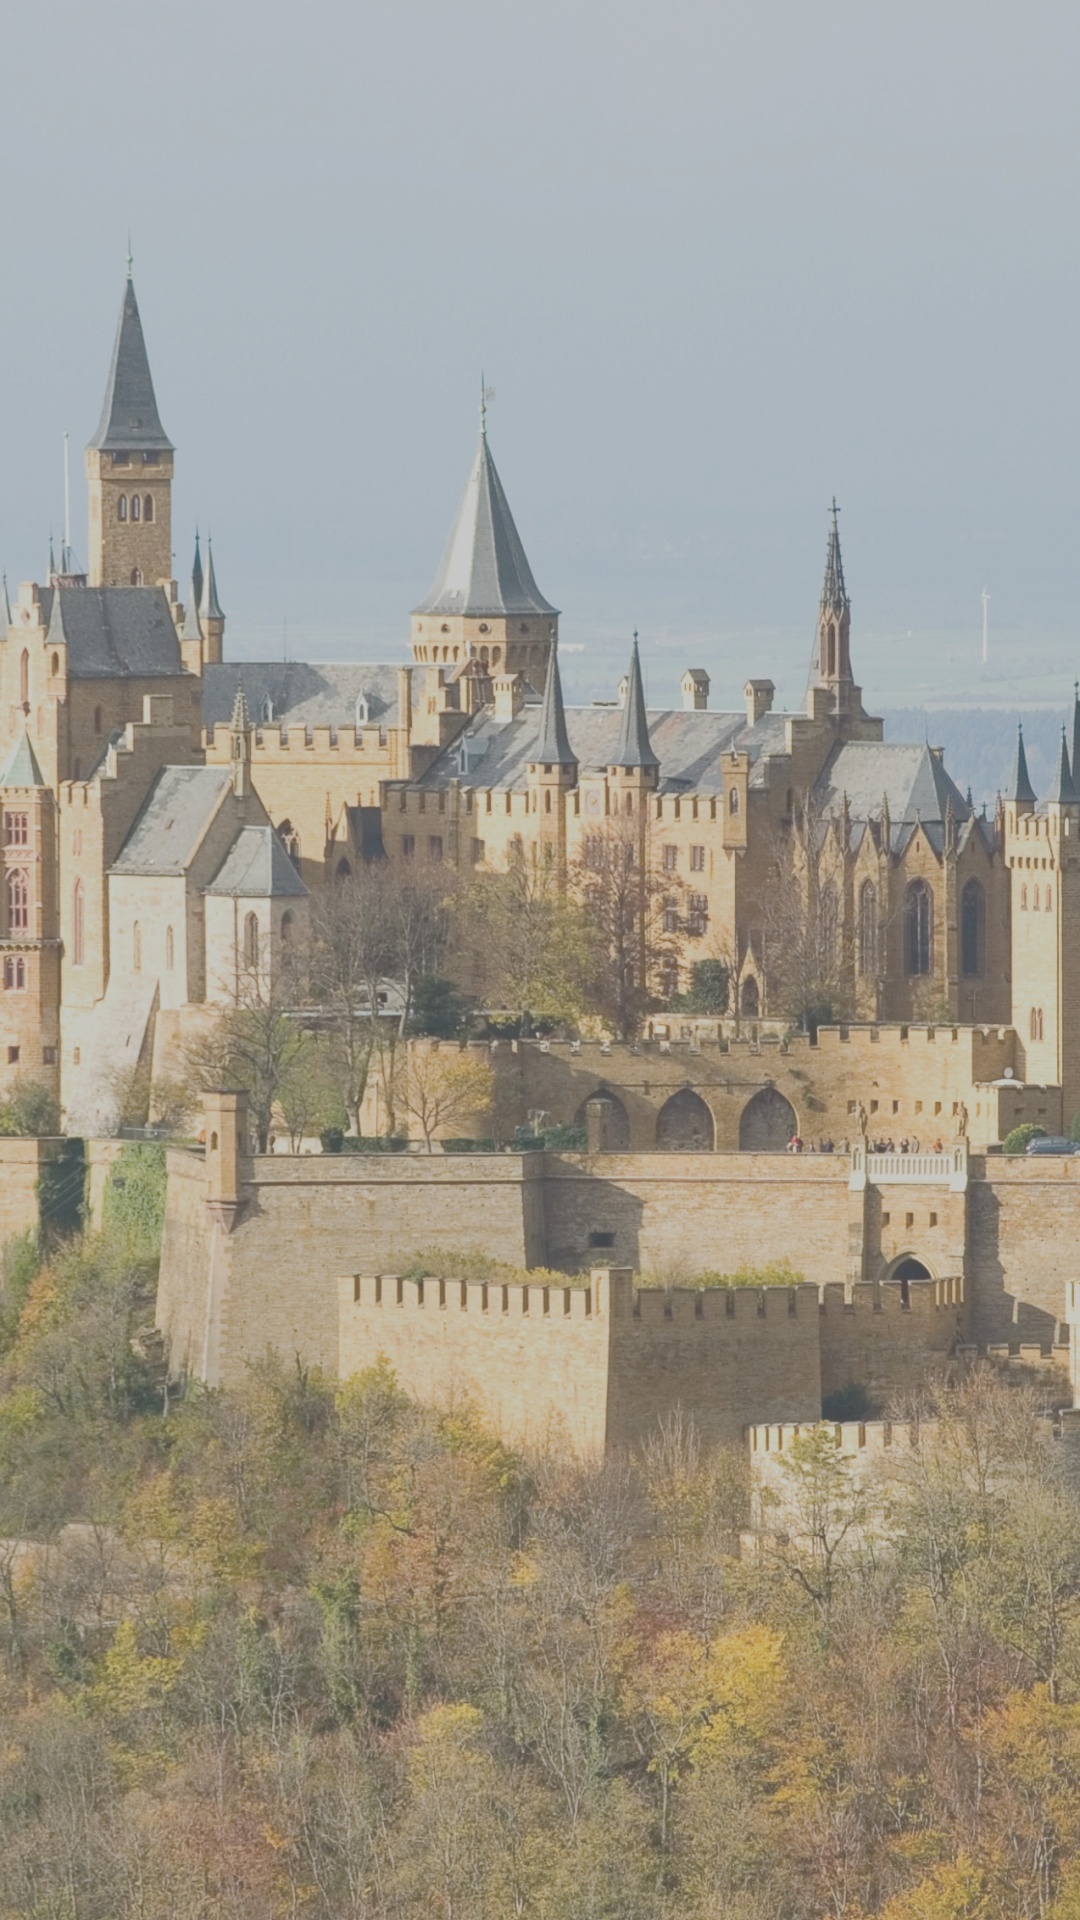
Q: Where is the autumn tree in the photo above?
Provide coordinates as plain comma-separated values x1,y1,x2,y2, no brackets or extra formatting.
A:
451,845,594,1031
399,1042,495,1150
570,815,681,1038
757,790,856,1033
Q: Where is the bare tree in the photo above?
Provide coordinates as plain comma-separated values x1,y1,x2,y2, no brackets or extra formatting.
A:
451,846,593,1033
756,793,855,1033
398,1043,495,1151
570,815,680,1038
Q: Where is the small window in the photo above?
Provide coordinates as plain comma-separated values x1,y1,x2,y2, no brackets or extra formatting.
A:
3,957,25,990
428,835,443,862
19,650,28,706
165,925,174,971
690,844,705,872
143,494,154,522
280,911,293,944
117,495,128,522
471,838,485,863
662,898,679,933
129,570,142,586
43,1046,56,1065
1034,885,1040,910
130,494,141,522
687,892,708,935
1021,883,1028,909
402,834,415,858
7,1046,18,1064
244,912,259,968
5,813,27,846
261,694,274,724
72,881,84,966
94,707,103,735
7,868,29,932
662,844,678,871
50,652,59,675
729,789,740,815
589,1231,616,1249
1047,887,1053,911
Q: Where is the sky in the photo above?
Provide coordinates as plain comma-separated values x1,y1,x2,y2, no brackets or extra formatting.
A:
4,0,1080,714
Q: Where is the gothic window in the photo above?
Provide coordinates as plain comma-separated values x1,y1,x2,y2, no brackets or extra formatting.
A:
143,495,154,522
261,695,274,724
905,880,932,975
72,882,84,967
244,913,259,968
729,789,740,815
858,880,878,976
94,706,103,735
1021,883,1028,910
117,496,128,522
1034,885,1041,911
3,957,24,990
19,650,28,706
741,976,760,1017
130,495,141,522
7,868,28,932
133,922,141,972
819,882,839,974
961,878,985,976
1030,1007,1044,1042
165,925,174,971
5,813,27,846
1047,886,1054,911
280,911,294,944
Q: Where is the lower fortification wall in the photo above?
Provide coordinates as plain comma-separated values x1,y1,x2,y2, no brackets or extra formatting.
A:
969,1159,1080,1350
818,1280,965,1407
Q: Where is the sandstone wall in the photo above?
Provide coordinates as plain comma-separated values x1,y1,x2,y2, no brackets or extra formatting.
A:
818,1280,966,1407
968,1157,1080,1350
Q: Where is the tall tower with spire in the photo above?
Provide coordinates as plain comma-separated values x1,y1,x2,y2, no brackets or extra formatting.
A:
85,271,174,589
809,501,874,733
411,401,558,690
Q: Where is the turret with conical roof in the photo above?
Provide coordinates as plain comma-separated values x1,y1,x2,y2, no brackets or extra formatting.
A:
1047,727,1079,809
191,529,204,612
85,270,174,589
613,636,659,774
410,406,558,690
199,536,225,663
527,647,577,864
1010,722,1036,810
532,647,575,770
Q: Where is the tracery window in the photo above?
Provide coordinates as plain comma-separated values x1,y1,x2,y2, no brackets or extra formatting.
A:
905,880,932,975
7,868,28,932
961,878,985,977
244,913,259,967
858,880,878,976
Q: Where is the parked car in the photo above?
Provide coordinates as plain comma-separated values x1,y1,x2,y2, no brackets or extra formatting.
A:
1025,1135,1080,1155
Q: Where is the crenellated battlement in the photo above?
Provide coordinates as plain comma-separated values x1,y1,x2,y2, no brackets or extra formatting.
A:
748,1417,926,1459
821,1277,964,1314
204,722,390,759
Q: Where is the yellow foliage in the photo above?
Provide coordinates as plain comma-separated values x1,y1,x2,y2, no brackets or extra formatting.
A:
89,1617,178,1717
878,1854,994,1920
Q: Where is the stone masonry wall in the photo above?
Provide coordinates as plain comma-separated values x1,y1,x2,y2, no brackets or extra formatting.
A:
818,1280,966,1406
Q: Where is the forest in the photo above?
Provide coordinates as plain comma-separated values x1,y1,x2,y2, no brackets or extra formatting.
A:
1,1150,1080,1918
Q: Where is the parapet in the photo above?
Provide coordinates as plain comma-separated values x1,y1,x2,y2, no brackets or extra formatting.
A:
748,1418,928,1459
820,1278,964,1315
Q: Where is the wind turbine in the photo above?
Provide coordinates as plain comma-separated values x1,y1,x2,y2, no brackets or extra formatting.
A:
981,588,990,666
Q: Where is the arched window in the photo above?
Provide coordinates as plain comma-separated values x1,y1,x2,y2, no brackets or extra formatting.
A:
355,691,369,727
7,869,28,933
336,858,352,883
819,881,839,973
117,495,128,522
130,494,141,522
133,921,141,972
1034,884,1041,911
280,911,294,945
94,706,103,735
129,569,142,586
1030,1007,1044,1043
244,912,259,967
261,694,274,724
729,789,740,815
3,956,25,990
740,976,760,1017
1021,883,1028,910
279,822,301,870
905,880,933,975
50,652,59,675
19,650,28,706
72,881,84,967
961,878,985,977
165,925,174,971
858,881,878,976
143,495,154,522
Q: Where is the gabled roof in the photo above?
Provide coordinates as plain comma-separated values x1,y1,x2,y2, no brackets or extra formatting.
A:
813,740,970,836
88,276,173,453
413,431,558,619
44,586,183,679
203,661,401,733
533,648,575,766
0,732,45,787
613,638,659,770
110,766,231,876
205,825,307,898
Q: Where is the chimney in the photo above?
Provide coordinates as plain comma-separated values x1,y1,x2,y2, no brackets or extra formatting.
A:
744,679,775,726
681,668,710,711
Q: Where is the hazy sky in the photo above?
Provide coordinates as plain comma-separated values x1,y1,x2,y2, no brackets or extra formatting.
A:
4,0,1080,710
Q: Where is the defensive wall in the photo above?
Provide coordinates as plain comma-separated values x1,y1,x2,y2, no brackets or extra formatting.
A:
450,1024,1059,1156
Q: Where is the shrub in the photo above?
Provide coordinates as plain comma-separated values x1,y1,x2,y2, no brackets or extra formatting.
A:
1003,1123,1047,1156
0,1078,60,1137
101,1143,167,1259
442,1137,498,1154
409,977,467,1038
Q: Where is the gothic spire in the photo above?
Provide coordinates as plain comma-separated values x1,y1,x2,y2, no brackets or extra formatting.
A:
1010,722,1036,806
200,536,224,622
534,645,575,767
191,527,204,612
230,680,249,732
1070,680,1080,795
1047,725,1078,805
181,575,202,643
820,497,848,615
613,635,659,771
88,273,173,453
2,575,10,629
414,427,557,619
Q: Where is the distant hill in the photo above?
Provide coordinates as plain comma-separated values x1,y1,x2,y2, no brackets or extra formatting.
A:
882,707,1071,811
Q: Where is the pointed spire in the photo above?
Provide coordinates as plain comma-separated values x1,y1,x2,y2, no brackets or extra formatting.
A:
200,536,224,621
88,272,173,453
1047,725,1078,805
821,497,848,615
1070,680,1080,797
181,576,202,643
0,730,45,788
230,680,250,733
48,532,56,581
191,527,204,612
534,646,575,767
613,634,659,771
414,426,557,619
1011,722,1036,806
2,575,10,628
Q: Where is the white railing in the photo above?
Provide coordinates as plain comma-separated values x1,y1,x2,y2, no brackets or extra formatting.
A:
867,1152,956,1184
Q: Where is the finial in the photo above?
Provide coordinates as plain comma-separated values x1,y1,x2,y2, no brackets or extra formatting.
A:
126,233,133,279
633,627,639,646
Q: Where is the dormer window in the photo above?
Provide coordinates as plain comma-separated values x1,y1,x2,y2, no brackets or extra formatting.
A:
355,692,369,727
261,694,274,724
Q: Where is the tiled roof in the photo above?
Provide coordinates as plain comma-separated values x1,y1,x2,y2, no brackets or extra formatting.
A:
205,825,307,898
110,766,231,875
203,661,400,734
88,276,173,454
413,431,558,619
44,587,184,679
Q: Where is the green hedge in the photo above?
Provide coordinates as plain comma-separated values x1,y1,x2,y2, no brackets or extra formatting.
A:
1002,1123,1047,1156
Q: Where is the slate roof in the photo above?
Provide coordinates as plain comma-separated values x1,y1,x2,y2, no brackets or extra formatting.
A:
614,639,659,770
43,587,184,679
413,431,558,619
205,825,307,898
533,648,575,765
0,733,45,787
203,661,400,734
88,276,173,453
812,740,971,829
110,766,231,876
414,704,779,794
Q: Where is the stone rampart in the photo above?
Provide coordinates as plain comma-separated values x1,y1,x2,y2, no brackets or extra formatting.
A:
819,1278,966,1405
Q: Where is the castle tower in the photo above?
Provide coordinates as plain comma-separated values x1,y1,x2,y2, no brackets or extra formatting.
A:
527,646,578,863
1008,721,1080,1118
0,732,59,1099
411,401,558,689
199,537,225,664
809,501,872,729
86,273,174,589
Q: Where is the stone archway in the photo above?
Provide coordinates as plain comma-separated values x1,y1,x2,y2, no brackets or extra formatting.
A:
884,1252,934,1308
574,1091,631,1150
740,976,760,1017
656,1087,715,1151
739,1086,797,1151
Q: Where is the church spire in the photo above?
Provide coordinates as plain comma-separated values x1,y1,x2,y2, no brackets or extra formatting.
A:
191,527,204,612
811,498,854,705
821,497,847,613
613,635,659,771
88,272,172,453
534,646,575,768
198,536,225,664
1048,725,1079,806
1010,722,1036,807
